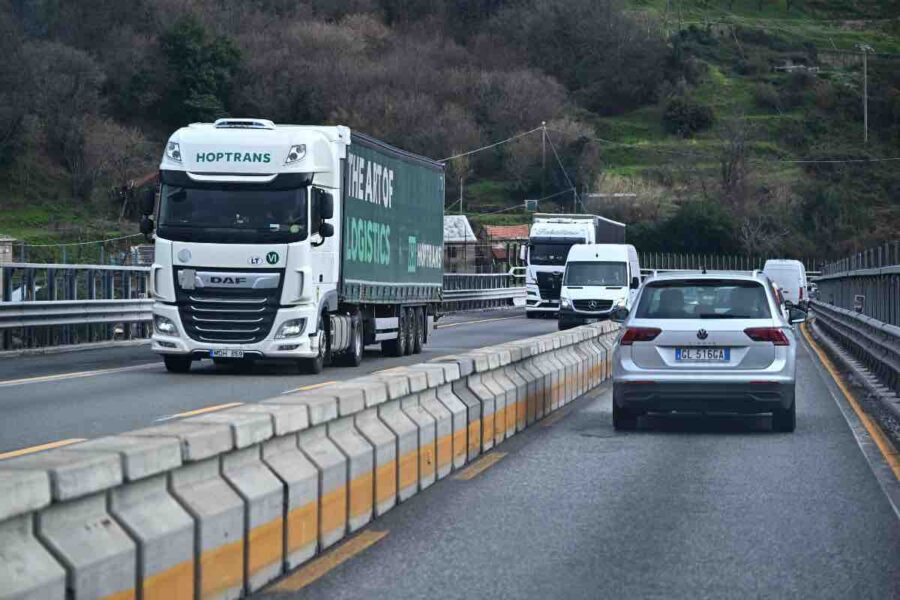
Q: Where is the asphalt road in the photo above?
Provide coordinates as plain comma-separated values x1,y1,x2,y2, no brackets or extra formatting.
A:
259,334,900,599
0,309,556,453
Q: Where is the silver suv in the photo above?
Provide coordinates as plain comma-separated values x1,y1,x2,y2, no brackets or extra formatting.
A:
611,272,807,432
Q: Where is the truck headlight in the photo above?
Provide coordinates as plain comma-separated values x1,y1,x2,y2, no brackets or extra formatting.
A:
154,315,178,335
276,318,307,339
165,141,182,162
560,298,571,309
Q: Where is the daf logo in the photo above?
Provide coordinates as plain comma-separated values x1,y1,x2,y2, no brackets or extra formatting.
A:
210,276,247,286
177,249,192,263
697,329,709,340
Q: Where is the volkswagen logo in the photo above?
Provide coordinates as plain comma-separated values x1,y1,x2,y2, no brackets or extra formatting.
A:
696,329,709,340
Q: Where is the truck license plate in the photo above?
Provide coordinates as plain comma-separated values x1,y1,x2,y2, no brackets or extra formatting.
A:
210,349,244,359
675,347,729,362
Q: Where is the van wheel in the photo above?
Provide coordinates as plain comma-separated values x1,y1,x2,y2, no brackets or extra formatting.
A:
336,313,363,367
164,355,192,373
299,320,326,374
412,308,425,354
382,309,407,357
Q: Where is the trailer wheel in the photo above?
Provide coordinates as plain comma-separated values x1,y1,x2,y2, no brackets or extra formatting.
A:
299,318,326,374
412,308,424,354
403,307,415,356
336,313,363,367
381,308,407,357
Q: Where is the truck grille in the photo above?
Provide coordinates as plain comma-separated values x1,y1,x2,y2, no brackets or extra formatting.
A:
175,270,282,344
536,271,562,301
572,299,613,312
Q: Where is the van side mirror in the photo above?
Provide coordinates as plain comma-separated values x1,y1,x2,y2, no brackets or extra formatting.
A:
140,189,156,216
139,215,154,236
788,307,807,324
630,276,640,290
317,190,334,220
610,306,629,323
319,222,334,238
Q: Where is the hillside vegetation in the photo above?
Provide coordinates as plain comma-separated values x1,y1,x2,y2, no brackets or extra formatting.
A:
0,0,898,261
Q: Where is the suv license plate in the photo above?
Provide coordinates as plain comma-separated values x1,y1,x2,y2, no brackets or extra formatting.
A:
676,347,729,362
210,349,244,359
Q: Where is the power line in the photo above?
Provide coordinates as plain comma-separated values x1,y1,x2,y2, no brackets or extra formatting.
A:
21,233,145,247
440,127,542,163
544,130,586,212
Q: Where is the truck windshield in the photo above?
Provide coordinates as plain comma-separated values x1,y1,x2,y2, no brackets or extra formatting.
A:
564,262,627,286
530,243,574,266
157,184,308,244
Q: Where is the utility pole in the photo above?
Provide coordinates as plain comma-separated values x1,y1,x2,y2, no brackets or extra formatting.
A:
856,43,874,144
459,176,464,215
541,121,546,199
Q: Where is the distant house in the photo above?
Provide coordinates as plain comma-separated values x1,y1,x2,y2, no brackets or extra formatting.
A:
443,215,478,273
481,224,529,267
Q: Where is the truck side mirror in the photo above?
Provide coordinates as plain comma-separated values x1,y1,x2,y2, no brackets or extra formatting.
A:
140,189,155,216
630,276,640,289
318,190,334,220
519,245,527,262
139,215,154,236
319,222,334,238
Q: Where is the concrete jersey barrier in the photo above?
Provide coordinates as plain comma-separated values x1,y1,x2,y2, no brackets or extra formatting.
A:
0,321,620,599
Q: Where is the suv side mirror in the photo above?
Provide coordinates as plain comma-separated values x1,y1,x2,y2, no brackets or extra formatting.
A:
317,190,334,220
319,222,334,238
630,276,640,290
788,307,807,324
610,306,629,323
139,215,154,236
139,189,156,216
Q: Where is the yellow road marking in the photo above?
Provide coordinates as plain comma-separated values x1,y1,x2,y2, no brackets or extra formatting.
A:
435,315,523,329
540,409,568,428
0,363,158,388
454,451,507,481
155,402,243,422
271,530,388,592
281,381,336,394
0,438,87,460
802,323,900,480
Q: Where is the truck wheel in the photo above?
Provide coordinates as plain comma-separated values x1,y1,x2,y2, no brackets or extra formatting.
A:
299,320,326,374
164,355,192,373
381,309,407,357
412,308,424,354
403,307,415,356
336,313,363,367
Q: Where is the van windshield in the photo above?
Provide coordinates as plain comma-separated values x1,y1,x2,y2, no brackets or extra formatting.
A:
564,262,627,286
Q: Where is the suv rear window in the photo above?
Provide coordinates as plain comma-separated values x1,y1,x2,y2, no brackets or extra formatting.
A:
635,280,771,319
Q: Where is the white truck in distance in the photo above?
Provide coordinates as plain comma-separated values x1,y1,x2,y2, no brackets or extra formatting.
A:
141,118,445,374
523,213,626,318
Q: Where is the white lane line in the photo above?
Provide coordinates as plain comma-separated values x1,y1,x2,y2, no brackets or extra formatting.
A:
0,363,160,388
435,315,524,329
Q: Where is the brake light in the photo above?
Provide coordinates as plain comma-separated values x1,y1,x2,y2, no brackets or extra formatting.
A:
620,327,661,345
744,327,789,346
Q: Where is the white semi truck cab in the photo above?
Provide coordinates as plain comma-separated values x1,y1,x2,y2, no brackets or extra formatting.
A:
523,213,626,318
142,119,445,373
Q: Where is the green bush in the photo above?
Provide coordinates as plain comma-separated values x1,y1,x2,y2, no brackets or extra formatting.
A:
753,83,781,112
661,95,715,137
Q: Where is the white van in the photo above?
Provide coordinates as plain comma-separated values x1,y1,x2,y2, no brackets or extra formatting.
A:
763,259,808,309
558,244,640,330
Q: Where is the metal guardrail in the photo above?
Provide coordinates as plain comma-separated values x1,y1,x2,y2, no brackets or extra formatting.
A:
812,300,900,398
815,248,900,327
0,264,527,349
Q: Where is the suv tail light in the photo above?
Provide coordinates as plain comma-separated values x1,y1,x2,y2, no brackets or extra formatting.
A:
620,327,661,345
744,327,789,346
